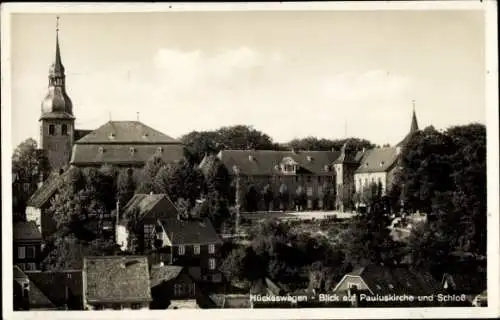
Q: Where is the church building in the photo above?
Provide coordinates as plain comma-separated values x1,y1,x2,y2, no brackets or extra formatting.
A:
26,20,185,237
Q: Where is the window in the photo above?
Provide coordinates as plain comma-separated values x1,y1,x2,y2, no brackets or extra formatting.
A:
193,245,200,255
25,263,35,271
157,146,164,153
307,200,312,209
23,183,31,193
98,146,104,153
306,176,311,183
26,246,35,259
296,175,300,182
317,176,322,183
318,186,323,195
129,147,136,154
49,124,55,136
62,124,68,135
143,224,154,244
178,245,185,255
18,246,26,259
209,258,216,270
18,263,26,270
208,244,215,254
131,304,141,310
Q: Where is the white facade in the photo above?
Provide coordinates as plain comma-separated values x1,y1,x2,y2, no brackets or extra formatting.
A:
354,172,389,194
115,225,129,251
25,206,42,233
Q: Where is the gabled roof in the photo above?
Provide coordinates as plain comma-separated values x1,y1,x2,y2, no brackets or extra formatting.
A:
74,129,93,141
25,270,83,308
355,147,399,174
83,256,152,304
26,166,78,208
159,218,222,245
70,143,185,166
150,265,184,288
344,264,441,296
214,150,340,176
13,221,42,241
120,194,178,224
13,266,57,309
75,121,181,144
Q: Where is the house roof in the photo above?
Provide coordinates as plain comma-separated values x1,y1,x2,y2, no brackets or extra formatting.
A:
70,143,185,166
25,270,83,307
26,166,78,208
150,265,184,288
75,121,181,144
355,147,399,174
345,264,441,296
13,221,42,241
120,193,178,224
214,150,340,176
74,129,93,141
209,294,252,308
159,218,222,245
13,266,57,309
83,256,152,303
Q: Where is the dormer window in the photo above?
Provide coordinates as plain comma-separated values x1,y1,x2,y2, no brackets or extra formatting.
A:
248,155,254,161
274,164,280,171
157,146,164,153
129,147,136,154
98,147,104,153
142,133,149,139
306,156,313,162
324,165,329,172
108,133,116,140
380,161,385,167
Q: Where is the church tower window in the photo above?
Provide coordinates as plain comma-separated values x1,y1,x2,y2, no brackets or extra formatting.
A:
49,124,56,136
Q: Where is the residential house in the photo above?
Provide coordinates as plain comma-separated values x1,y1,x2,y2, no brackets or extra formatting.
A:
82,256,152,310
440,259,487,306
332,264,442,307
14,266,83,310
152,218,223,283
150,264,199,309
115,193,180,252
13,221,43,271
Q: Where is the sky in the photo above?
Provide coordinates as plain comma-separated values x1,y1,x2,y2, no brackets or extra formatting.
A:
9,10,486,148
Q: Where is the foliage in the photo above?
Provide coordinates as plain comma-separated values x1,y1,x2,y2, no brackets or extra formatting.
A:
154,159,205,204
117,168,136,206
12,138,49,220
283,137,375,152
342,195,403,267
294,185,307,210
278,183,289,210
137,154,166,194
245,185,260,212
262,184,274,211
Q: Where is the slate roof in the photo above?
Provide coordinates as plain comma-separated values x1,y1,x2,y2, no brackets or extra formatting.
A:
150,265,184,288
83,256,152,304
26,166,78,208
159,218,222,246
13,221,42,241
25,270,83,308
75,121,181,144
13,266,57,309
344,264,441,296
120,194,178,224
355,147,399,174
74,129,93,141
70,143,185,166
214,150,340,176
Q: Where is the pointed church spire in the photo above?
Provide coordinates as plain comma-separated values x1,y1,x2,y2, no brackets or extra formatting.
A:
51,16,65,77
410,100,419,134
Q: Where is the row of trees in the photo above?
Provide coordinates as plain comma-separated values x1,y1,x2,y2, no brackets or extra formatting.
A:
180,125,376,164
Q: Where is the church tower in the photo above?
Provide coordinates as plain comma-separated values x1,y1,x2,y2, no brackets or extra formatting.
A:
39,17,75,171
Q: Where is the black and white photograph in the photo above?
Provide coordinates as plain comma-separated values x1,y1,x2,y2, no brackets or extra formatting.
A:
2,2,498,319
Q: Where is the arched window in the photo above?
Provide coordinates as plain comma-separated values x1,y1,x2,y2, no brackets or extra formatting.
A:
62,124,68,136
49,124,55,136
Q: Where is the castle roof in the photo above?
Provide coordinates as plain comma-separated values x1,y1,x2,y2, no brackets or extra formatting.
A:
355,147,399,174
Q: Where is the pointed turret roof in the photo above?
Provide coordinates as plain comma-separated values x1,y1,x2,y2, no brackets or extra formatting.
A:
40,16,74,120
397,101,420,147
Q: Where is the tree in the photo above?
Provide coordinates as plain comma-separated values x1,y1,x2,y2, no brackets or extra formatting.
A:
396,126,455,213
282,137,375,152
12,138,49,220
294,185,307,211
342,195,402,267
117,168,136,206
245,185,260,212
154,159,205,204
180,131,220,165
138,154,166,194
278,183,289,211
262,184,274,212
